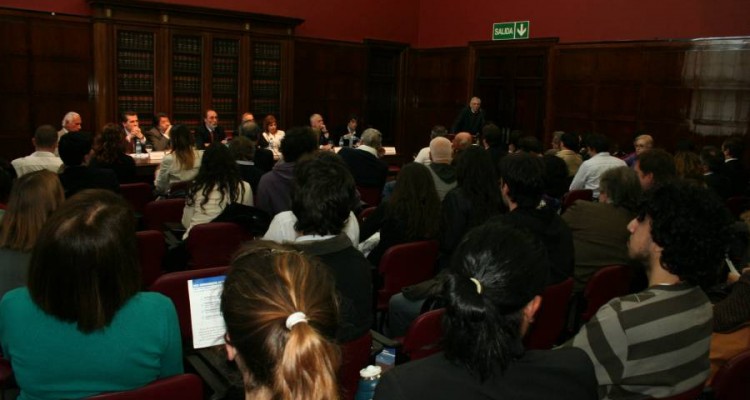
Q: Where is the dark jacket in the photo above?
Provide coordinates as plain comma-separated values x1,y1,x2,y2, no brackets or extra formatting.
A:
89,153,137,184
195,125,226,149
256,161,294,217
451,106,485,135
338,147,388,190
59,165,120,198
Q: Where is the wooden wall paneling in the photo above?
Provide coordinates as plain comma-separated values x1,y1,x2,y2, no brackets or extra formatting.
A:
365,40,408,147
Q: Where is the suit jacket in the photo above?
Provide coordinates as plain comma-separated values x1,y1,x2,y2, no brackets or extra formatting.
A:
145,127,170,151
58,165,120,198
451,106,485,135
337,147,388,190
721,159,747,196
704,172,731,200
195,125,226,148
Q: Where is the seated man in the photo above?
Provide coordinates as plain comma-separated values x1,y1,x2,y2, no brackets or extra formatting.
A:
374,221,597,400
288,152,372,342
414,125,448,166
634,148,676,191
569,134,626,199
338,128,388,191
12,125,63,177
427,137,457,201
563,182,733,399
57,132,119,198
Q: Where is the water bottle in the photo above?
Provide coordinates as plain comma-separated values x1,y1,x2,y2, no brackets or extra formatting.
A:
135,140,142,154
354,365,382,400
339,136,345,147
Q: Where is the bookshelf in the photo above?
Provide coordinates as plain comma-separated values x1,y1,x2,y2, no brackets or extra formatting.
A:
116,30,155,130
211,38,239,133
171,35,203,131
251,41,282,119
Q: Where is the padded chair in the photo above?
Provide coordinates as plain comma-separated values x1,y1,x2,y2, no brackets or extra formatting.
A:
377,240,439,311
119,182,154,215
339,332,373,400
524,278,574,350
712,349,750,400
561,189,593,214
581,265,632,323
372,308,446,364
357,186,382,207
185,222,253,269
87,373,203,400
143,198,185,231
358,206,377,223
149,266,229,346
136,230,166,288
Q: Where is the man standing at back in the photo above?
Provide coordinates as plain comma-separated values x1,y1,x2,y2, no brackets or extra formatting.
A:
451,96,484,136
12,125,63,177
569,134,626,199
564,182,732,399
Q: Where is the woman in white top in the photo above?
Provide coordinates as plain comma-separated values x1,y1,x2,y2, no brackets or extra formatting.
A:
182,143,253,239
260,115,285,158
154,125,202,195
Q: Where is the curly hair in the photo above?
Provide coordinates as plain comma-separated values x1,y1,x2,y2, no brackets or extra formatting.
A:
499,152,546,209
186,143,246,211
599,166,641,212
387,163,441,240
639,182,732,288
93,123,126,165
455,146,503,226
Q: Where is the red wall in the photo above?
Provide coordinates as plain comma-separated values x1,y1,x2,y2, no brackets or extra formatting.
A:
418,0,750,47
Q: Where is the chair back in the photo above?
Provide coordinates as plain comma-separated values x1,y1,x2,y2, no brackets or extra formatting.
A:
357,186,382,207
581,264,632,322
149,266,229,345
87,373,203,400
120,182,154,214
377,240,439,310
561,189,593,213
339,332,372,400
186,222,252,269
658,384,705,400
136,230,166,288
712,349,750,400
167,180,191,198
143,198,185,231
358,206,377,223
524,278,574,350
401,308,446,361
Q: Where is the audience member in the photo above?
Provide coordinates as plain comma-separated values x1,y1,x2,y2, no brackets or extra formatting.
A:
563,182,732,399
0,190,182,398
414,125,448,166
674,150,704,183
374,222,597,400
0,170,64,299
256,126,317,217
11,125,63,177
195,109,225,148
228,135,265,194
221,242,340,400
518,135,543,156
563,166,642,292
120,110,146,153
451,132,474,159
569,134,626,199
451,96,484,135
259,114,285,158
182,144,253,239
338,128,388,191
146,112,172,151
546,130,564,155
709,268,750,384
481,123,507,175
58,131,119,198
89,123,137,184
624,134,654,167
721,136,748,196
634,148,676,190
426,136,457,201
542,153,570,202
238,120,274,172
556,131,582,177
701,145,731,200
154,124,202,196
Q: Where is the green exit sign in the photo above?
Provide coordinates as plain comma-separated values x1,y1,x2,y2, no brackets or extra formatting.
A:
492,21,530,40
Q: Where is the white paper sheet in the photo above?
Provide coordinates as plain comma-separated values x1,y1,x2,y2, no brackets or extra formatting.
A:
187,275,227,349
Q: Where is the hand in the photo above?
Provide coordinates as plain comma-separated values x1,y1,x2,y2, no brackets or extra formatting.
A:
133,127,144,140
320,124,327,133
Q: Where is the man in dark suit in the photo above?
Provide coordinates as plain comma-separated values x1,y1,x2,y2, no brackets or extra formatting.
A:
195,109,225,148
238,120,275,173
337,128,388,191
721,137,748,196
58,132,119,198
451,96,485,136
701,145,731,200
120,110,147,153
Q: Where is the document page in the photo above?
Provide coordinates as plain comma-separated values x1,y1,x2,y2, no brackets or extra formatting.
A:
187,275,227,349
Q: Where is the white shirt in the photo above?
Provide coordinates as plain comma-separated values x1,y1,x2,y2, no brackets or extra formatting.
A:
11,151,63,177
263,210,360,246
414,147,431,165
358,144,379,158
569,152,627,198
154,150,203,195
181,181,253,239
262,130,286,157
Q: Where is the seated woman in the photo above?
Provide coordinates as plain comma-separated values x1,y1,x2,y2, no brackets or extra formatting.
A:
259,115,285,159
181,143,252,239
374,222,597,400
0,189,182,398
359,162,441,266
0,170,64,299
221,241,340,400
154,125,202,195
89,123,137,184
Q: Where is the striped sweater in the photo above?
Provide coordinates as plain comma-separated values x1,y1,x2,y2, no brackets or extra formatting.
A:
565,282,712,399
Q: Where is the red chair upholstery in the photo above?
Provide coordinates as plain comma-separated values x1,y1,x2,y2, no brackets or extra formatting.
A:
136,230,166,288
357,186,382,207
561,189,593,213
0,356,17,391
120,182,154,215
581,265,632,322
339,332,372,400
143,198,185,231
524,278,574,350
87,373,203,400
377,240,439,311
658,384,705,400
149,266,229,346
186,222,252,269
726,196,750,218
712,349,750,400
358,206,377,223
400,308,445,361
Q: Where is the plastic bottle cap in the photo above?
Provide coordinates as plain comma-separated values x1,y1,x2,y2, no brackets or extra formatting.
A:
359,365,382,379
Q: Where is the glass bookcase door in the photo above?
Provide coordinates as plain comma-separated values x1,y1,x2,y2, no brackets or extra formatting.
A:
172,34,203,131
251,42,282,120
211,38,239,134
116,30,155,131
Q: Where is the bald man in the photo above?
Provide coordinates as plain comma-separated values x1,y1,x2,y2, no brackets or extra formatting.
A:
452,132,474,160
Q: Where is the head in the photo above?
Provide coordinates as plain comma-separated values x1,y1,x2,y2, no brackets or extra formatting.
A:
700,146,724,174
443,221,547,381
152,112,171,133
279,126,317,163
585,134,610,154
722,137,744,159
455,146,503,223
263,115,278,134
429,137,453,164
347,115,358,131
635,149,676,190
674,151,704,181
292,152,356,236
482,124,502,149
627,182,731,288
241,112,254,124
518,136,543,155
598,166,642,211
309,113,324,130
360,128,382,148
222,242,340,399
27,189,140,333
388,163,441,240
430,125,448,140
0,170,65,252
229,135,256,162
61,111,82,133
33,125,59,151
633,134,654,155
453,132,473,153
169,125,196,169
58,131,93,167
550,131,564,151
204,109,219,129
469,97,481,113
187,144,244,211
120,111,138,133
560,132,580,152
499,152,546,210
240,121,262,142
94,123,127,163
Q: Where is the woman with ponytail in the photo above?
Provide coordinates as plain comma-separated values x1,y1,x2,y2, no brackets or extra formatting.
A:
221,241,341,400
374,221,597,400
